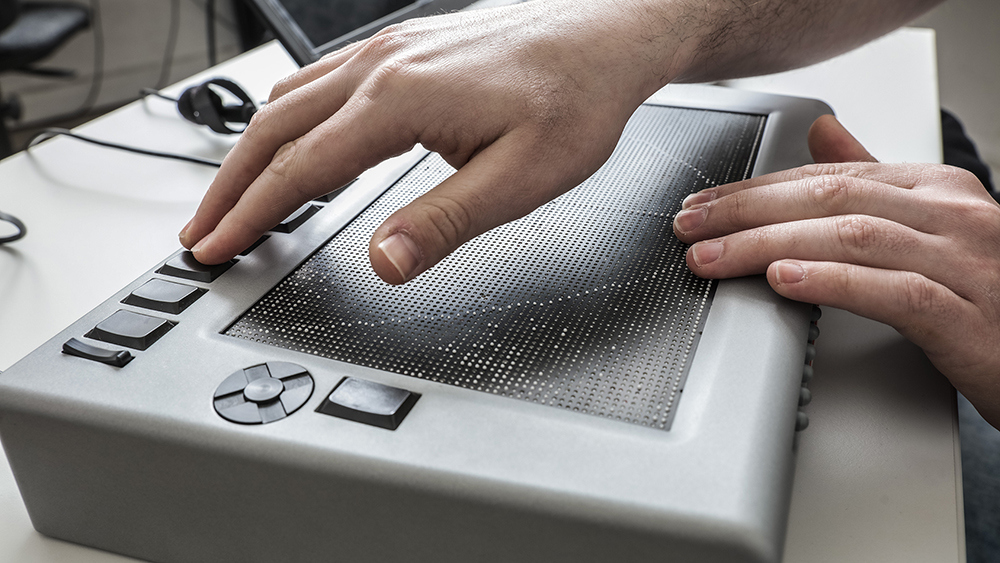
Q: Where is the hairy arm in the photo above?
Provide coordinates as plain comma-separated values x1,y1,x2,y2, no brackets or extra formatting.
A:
664,0,941,83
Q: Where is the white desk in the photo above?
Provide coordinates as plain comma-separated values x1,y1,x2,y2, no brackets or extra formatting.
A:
0,29,963,562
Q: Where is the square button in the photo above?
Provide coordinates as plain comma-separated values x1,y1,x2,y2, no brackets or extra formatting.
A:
316,377,419,430
123,279,205,314
86,310,174,350
158,251,236,283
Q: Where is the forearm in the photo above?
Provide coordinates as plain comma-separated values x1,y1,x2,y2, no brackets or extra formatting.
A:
607,0,943,88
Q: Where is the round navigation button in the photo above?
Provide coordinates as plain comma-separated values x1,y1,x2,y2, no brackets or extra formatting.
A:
244,377,284,403
214,362,314,425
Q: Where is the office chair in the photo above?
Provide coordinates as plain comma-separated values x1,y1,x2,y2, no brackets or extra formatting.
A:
0,0,90,158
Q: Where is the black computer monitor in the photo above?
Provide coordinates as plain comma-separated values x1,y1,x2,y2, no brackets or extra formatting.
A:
247,0,475,66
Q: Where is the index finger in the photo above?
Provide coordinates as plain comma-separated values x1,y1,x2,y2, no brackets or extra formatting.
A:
180,66,358,251
187,89,418,265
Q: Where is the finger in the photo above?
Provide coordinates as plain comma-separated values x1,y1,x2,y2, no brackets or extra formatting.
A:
369,130,610,285
766,259,973,365
180,65,360,251
190,90,418,265
807,114,877,164
269,41,367,103
685,215,946,282
680,161,936,210
673,174,936,242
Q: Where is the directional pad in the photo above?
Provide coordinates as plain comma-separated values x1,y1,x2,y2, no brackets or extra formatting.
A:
213,362,314,424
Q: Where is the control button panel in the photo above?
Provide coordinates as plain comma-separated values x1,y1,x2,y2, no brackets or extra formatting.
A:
86,310,174,351
62,338,133,367
158,251,236,283
123,279,206,314
317,377,419,430
214,362,314,425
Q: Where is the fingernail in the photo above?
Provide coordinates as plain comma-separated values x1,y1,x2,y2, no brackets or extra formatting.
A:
191,235,209,255
378,232,421,282
178,219,193,245
774,261,805,284
692,241,723,266
674,207,707,233
682,190,716,209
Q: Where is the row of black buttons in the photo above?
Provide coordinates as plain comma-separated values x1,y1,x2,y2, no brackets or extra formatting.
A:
61,253,218,366
60,190,345,367
794,306,821,432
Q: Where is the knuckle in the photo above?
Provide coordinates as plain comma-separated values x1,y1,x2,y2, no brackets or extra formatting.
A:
266,138,314,200
415,196,476,253
900,271,944,317
965,198,1000,228
269,76,294,102
726,190,749,225
268,139,298,178
358,56,419,104
833,214,880,250
800,162,843,178
242,102,277,141
809,174,854,214
799,162,867,179
361,23,415,60
919,163,965,184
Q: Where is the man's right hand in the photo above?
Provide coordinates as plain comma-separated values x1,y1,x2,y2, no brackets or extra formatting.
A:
179,0,676,283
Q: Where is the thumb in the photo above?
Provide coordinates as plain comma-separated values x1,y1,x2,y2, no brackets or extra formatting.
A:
807,114,878,164
368,133,601,285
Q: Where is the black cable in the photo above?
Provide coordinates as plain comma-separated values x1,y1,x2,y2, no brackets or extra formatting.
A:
74,0,105,117
27,128,223,167
206,0,217,67
0,210,27,244
186,0,239,33
139,88,178,103
156,0,182,89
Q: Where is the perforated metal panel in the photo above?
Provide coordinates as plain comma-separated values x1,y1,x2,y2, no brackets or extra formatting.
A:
226,105,765,430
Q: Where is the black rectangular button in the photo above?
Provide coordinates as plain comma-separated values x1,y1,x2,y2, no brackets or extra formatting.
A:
123,279,205,314
158,251,236,283
316,377,418,430
62,338,133,367
270,204,319,233
314,179,356,202
86,310,174,350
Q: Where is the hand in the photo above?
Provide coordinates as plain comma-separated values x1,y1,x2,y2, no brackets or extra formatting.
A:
674,115,1000,428
178,0,677,284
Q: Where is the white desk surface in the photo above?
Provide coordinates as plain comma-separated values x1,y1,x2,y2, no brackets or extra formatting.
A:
0,28,963,563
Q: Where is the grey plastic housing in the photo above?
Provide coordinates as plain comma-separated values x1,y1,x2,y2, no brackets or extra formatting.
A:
0,84,830,563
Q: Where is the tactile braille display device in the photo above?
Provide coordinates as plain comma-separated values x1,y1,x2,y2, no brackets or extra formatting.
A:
0,85,828,563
